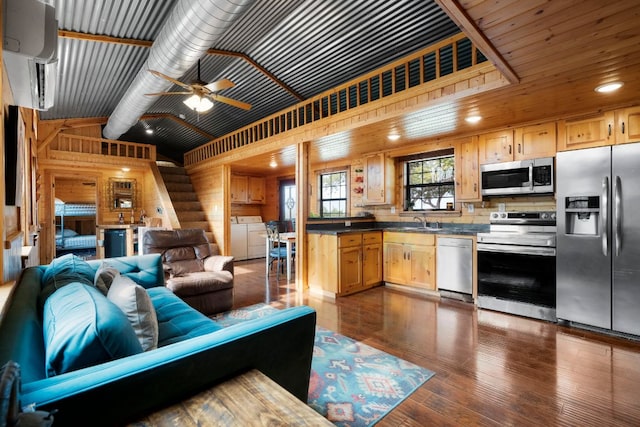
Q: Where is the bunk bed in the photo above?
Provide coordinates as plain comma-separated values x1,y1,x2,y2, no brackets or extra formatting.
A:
55,199,97,256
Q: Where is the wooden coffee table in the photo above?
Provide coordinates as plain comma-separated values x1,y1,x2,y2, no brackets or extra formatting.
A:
130,369,332,426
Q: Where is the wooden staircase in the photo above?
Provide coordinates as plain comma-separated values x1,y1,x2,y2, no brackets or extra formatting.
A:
157,164,213,241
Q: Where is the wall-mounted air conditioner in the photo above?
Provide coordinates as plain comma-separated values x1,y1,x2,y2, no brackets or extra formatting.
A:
3,0,58,110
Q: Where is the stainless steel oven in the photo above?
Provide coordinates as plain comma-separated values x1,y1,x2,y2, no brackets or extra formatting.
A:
476,211,557,322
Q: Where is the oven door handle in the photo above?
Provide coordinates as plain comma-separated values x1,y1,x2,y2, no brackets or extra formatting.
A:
477,243,556,257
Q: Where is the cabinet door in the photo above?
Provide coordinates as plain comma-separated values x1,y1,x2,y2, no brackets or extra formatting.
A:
478,130,514,164
514,122,556,160
247,176,266,204
456,136,480,201
616,107,640,145
362,243,383,287
230,175,248,203
557,111,615,151
363,154,394,205
406,245,436,290
383,242,406,284
364,154,385,204
339,246,362,294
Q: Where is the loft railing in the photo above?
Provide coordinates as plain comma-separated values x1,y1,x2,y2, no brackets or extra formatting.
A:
185,33,487,166
51,134,156,161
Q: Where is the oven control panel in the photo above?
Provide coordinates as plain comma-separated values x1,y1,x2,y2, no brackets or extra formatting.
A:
489,211,556,225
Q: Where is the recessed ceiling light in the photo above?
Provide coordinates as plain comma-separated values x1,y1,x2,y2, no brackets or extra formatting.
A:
595,82,623,93
465,115,482,124
387,133,401,141
145,129,153,134
269,159,278,168
122,167,130,172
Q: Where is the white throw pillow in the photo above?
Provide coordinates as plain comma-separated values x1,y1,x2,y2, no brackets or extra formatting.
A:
107,274,159,351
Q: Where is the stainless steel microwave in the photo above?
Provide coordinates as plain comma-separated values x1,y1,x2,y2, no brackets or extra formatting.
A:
480,157,554,196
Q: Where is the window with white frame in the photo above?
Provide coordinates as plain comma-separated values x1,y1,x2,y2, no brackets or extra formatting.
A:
404,149,455,211
319,170,348,217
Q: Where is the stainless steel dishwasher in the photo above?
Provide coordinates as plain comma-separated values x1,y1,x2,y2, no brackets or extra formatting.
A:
437,237,473,299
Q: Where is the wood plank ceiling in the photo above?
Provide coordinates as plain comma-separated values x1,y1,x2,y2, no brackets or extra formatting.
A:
227,0,640,174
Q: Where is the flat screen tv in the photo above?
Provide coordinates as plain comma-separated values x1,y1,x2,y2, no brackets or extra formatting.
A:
4,105,19,206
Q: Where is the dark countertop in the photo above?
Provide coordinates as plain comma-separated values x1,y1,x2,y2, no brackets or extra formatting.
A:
306,222,488,236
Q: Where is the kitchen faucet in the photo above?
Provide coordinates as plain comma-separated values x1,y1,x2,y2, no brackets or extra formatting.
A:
413,216,427,228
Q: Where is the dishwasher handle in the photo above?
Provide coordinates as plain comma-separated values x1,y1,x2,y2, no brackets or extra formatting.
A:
437,238,473,248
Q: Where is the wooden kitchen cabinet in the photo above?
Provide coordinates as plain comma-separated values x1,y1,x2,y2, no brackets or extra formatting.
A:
363,153,395,205
616,106,640,145
230,175,265,204
247,176,266,204
455,136,480,202
478,130,514,164
383,232,436,291
557,111,615,151
479,122,556,164
230,175,248,203
308,231,383,297
513,122,557,159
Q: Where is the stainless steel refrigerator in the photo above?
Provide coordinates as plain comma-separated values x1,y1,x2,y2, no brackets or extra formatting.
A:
556,143,640,335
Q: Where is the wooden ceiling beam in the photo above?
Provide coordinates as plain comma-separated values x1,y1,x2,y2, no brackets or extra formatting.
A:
435,0,520,84
141,114,215,139
57,30,303,101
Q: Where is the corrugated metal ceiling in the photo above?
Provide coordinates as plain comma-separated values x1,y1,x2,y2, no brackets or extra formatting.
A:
41,0,460,161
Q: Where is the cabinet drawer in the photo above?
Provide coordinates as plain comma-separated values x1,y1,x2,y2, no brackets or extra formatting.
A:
338,233,362,248
362,231,382,245
384,232,435,246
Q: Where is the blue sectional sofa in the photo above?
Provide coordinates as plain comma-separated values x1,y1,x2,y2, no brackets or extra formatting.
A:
0,254,316,426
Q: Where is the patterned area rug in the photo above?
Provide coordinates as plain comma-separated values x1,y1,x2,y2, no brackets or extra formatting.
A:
211,304,435,426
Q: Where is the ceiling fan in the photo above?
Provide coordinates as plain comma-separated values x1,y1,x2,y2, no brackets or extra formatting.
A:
145,60,251,112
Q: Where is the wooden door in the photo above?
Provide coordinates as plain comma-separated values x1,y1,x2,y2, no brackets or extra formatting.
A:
616,107,640,145
230,175,248,203
514,122,557,160
557,111,615,151
247,176,266,204
456,136,480,201
478,130,514,164
338,246,362,294
362,243,383,287
383,242,406,284
407,245,436,290
363,154,385,204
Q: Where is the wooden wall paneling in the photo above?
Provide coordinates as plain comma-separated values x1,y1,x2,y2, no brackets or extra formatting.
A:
189,164,228,253
296,141,310,292
262,175,280,222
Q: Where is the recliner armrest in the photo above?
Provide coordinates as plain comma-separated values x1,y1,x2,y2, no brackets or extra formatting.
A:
203,255,234,274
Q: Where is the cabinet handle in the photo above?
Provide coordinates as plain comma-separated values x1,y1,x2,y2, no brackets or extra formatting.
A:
518,143,522,153
622,121,625,134
473,183,477,192
508,145,512,155
608,124,612,136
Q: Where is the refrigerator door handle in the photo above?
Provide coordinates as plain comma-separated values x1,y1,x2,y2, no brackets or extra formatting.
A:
601,176,609,257
614,175,622,256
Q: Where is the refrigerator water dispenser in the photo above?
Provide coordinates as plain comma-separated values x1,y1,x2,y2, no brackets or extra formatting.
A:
564,196,599,236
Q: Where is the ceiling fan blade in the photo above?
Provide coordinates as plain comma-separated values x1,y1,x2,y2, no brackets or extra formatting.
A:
208,93,252,111
145,91,193,96
205,78,235,92
148,70,191,90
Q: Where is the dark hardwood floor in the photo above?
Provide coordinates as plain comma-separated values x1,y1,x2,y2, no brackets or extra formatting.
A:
233,258,640,426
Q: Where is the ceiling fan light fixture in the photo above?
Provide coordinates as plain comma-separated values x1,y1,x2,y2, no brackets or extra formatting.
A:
184,94,213,112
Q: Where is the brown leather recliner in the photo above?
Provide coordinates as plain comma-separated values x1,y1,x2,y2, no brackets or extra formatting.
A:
142,229,234,315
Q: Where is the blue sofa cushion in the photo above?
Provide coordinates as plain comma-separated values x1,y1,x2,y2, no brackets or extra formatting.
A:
39,254,97,310
147,287,222,346
43,283,143,376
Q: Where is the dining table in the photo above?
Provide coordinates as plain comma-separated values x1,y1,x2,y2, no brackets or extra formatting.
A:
264,231,296,282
